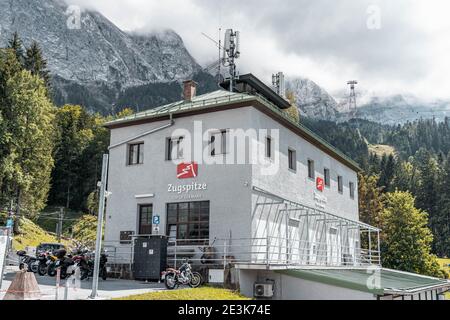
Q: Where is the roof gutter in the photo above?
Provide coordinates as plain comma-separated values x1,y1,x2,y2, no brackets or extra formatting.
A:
108,114,174,150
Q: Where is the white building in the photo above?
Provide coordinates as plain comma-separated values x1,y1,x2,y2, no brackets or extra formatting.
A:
103,74,450,300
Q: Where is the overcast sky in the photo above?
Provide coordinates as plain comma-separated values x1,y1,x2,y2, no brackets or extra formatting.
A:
67,0,450,100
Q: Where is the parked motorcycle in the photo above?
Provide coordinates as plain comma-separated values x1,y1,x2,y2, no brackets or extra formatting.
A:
44,252,59,277
47,249,75,280
162,260,202,290
72,249,108,281
17,250,38,273
36,251,49,276
99,253,108,281
73,249,93,280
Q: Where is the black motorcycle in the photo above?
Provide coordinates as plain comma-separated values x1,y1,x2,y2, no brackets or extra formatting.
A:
17,250,38,273
37,251,49,276
99,253,108,280
49,249,75,280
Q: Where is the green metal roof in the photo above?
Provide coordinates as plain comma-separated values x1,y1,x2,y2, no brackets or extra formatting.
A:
105,89,361,171
277,268,450,296
106,90,252,126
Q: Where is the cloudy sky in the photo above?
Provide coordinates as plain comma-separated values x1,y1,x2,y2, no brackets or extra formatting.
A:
67,0,450,100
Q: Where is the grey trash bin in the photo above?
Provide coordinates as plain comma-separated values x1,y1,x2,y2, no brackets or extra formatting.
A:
133,236,168,281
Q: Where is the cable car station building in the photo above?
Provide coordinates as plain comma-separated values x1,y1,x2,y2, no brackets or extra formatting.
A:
103,74,450,300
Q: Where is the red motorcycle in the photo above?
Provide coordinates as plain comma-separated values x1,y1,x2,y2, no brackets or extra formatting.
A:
161,260,202,290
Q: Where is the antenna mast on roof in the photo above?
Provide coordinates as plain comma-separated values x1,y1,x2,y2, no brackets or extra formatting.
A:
272,72,286,98
347,80,358,118
222,29,240,92
201,29,224,86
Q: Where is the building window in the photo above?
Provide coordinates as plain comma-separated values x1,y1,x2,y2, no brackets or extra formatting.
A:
138,204,153,235
128,143,144,165
167,201,210,245
210,130,228,156
308,160,315,179
266,136,272,159
288,149,297,171
324,168,331,187
338,176,344,194
167,136,184,160
349,182,355,199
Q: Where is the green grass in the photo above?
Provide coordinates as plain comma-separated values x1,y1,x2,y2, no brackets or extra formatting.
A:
71,215,98,248
13,217,74,251
114,287,250,301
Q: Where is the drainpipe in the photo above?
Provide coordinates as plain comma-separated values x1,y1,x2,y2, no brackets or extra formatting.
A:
108,114,175,150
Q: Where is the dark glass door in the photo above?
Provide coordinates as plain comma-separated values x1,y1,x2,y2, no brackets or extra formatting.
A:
139,204,153,235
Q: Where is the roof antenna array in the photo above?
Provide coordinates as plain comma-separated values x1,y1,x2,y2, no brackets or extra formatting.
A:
222,29,240,92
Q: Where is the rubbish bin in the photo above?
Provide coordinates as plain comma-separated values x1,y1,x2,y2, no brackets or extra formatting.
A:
133,236,168,281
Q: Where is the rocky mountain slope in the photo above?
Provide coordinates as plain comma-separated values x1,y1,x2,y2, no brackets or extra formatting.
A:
286,77,340,120
286,77,450,124
0,0,216,113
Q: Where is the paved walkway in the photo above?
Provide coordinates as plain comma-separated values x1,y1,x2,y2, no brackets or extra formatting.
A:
1,266,166,300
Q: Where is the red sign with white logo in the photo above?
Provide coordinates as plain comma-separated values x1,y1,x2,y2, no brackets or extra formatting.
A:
316,177,324,192
177,162,198,179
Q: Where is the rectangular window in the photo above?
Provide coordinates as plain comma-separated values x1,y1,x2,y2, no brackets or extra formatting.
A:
349,182,355,199
210,130,228,156
288,149,297,171
324,168,330,187
166,201,210,245
167,137,184,161
138,204,153,235
338,176,344,194
308,160,315,179
266,136,272,159
128,143,144,165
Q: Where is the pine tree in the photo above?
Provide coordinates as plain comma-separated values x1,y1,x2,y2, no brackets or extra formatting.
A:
24,41,51,90
358,174,384,229
381,191,443,278
436,153,450,257
7,32,24,65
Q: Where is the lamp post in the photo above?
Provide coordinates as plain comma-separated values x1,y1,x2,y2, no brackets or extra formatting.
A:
89,154,109,299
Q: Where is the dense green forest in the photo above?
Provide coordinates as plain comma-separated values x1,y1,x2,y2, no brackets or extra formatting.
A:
303,117,450,266
0,34,448,278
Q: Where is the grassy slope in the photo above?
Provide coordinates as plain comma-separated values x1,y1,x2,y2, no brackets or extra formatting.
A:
368,144,396,157
114,287,250,301
13,217,74,251
437,259,450,300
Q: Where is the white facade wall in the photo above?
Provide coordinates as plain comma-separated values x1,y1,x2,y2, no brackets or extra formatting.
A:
104,104,360,265
105,107,255,247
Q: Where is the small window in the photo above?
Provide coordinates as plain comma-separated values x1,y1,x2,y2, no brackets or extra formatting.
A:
167,137,184,160
128,143,144,165
308,160,315,179
288,149,297,171
210,130,228,156
349,182,355,199
324,168,331,187
338,176,344,194
265,136,272,159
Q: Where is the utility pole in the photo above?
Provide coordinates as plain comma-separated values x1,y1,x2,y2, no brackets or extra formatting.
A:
57,207,64,242
89,154,109,299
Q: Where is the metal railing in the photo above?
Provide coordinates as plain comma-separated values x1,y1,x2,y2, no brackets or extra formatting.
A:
102,235,380,271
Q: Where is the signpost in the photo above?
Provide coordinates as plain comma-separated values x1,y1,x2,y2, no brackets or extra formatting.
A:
153,215,160,234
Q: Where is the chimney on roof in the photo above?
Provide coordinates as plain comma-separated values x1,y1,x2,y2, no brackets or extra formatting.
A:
183,80,197,101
